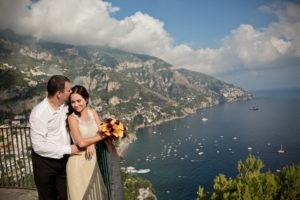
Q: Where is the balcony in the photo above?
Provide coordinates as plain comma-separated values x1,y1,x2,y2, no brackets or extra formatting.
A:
0,127,118,199
0,127,34,189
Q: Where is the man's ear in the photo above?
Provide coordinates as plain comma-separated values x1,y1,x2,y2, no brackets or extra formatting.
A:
56,91,63,98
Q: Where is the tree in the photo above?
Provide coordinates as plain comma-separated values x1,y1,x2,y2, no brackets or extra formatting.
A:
196,155,300,200
237,154,264,180
277,164,300,200
196,187,207,200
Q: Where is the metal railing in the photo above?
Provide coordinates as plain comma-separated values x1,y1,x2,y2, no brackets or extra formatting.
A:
0,127,113,197
0,127,35,189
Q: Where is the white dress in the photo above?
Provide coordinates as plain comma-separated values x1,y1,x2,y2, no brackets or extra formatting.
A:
67,110,108,200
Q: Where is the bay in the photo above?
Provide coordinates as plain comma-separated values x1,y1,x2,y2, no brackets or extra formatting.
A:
122,89,300,200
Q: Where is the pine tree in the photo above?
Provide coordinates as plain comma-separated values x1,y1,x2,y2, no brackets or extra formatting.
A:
196,155,300,200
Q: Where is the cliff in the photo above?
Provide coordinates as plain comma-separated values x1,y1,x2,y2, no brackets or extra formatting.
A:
0,29,252,137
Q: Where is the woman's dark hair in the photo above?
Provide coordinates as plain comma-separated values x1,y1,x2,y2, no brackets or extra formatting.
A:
67,85,90,116
66,85,90,131
47,75,70,97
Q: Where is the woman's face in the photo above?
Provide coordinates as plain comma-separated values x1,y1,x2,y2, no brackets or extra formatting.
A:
70,93,87,113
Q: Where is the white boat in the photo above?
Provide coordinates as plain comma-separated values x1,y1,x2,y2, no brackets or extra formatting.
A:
278,144,285,154
201,118,208,122
136,169,151,174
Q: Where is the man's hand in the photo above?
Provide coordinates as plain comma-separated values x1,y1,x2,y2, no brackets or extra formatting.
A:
70,144,82,155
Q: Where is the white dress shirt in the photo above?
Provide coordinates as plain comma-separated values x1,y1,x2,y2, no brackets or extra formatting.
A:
29,98,71,159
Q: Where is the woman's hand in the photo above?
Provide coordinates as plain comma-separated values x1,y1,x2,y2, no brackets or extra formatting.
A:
85,144,95,159
97,130,108,141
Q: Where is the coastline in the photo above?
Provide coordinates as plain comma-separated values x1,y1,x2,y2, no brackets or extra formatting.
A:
116,133,137,156
116,95,254,156
116,108,197,156
120,89,300,200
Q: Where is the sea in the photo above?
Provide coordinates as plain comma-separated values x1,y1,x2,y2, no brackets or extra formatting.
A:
121,88,300,200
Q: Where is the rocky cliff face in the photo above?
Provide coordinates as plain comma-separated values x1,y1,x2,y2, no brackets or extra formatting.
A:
0,29,253,131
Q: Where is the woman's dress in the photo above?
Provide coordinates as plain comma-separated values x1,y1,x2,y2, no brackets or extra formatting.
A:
67,110,108,200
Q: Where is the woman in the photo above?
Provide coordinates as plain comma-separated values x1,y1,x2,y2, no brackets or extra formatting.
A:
66,85,108,200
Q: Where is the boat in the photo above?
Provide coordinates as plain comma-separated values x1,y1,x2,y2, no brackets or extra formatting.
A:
278,144,285,154
249,107,259,111
201,118,208,122
136,169,151,174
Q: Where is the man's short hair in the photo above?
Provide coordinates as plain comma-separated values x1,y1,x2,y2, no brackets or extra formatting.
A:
47,75,70,97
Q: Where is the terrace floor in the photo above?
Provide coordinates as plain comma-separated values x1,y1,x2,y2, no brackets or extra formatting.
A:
0,188,38,200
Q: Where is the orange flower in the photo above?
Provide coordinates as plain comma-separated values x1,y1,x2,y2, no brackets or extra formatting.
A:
99,118,127,140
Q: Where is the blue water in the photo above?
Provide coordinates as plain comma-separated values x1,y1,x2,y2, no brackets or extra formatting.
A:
122,89,300,200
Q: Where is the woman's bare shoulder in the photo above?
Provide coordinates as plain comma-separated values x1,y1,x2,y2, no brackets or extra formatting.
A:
68,113,77,121
89,109,98,115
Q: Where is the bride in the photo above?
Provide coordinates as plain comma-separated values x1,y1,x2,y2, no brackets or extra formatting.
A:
66,85,108,200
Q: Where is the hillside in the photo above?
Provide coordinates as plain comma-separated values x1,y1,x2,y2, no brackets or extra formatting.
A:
0,29,252,132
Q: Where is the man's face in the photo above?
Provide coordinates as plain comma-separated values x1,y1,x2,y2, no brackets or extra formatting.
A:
58,81,72,102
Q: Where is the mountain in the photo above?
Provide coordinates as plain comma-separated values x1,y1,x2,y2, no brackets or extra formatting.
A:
0,29,252,132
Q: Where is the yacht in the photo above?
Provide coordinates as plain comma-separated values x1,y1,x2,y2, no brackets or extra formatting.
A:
278,144,285,154
249,107,259,111
201,117,208,122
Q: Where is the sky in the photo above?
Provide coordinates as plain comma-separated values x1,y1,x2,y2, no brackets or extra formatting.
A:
0,0,300,90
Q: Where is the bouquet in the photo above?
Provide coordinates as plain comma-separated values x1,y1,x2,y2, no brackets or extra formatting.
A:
99,118,127,140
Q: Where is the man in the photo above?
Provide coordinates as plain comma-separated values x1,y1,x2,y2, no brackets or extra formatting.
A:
30,75,80,200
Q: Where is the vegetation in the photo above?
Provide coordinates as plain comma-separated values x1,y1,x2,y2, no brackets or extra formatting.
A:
122,171,156,200
196,155,300,200
0,68,27,89
0,29,252,126
0,30,255,199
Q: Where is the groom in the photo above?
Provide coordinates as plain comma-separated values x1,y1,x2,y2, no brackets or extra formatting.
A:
29,75,80,200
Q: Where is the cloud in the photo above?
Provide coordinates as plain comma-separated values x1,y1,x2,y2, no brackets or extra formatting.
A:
205,2,300,74
0,0,121,44
0,0,299,76
260,2,300,56
110,12,173,54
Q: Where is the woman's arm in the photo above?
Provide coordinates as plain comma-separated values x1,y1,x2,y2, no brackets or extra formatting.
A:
68,114,105,148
